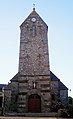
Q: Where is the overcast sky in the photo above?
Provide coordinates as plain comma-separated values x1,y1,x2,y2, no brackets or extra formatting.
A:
0,0,73,97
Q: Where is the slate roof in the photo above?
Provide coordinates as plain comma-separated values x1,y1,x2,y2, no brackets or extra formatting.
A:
10,73,19,82
0,84,7,91
50,71,60,81
59,81,68,90
50,71,68,90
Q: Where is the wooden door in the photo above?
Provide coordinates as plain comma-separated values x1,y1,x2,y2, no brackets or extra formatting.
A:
28,94,41,113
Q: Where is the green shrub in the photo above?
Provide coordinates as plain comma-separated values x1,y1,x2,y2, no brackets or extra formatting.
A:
51,100,63,112
67,106,73,117
58,109,68,117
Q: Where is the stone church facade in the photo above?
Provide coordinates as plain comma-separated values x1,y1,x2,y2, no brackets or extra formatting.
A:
4,8,68,114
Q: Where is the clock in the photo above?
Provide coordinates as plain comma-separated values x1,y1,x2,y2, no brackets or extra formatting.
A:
31,17,36,22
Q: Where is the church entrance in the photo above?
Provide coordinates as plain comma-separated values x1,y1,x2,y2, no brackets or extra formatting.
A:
28,94,41,113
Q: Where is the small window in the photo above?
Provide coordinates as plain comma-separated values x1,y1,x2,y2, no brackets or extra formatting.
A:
30,25,36,37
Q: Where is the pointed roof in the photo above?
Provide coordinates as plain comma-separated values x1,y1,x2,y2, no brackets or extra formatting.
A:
20,8,48,28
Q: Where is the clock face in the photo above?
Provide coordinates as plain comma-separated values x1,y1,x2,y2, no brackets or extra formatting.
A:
31,17,36,22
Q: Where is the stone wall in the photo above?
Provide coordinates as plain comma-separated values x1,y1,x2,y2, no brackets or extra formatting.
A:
4,89,11,112
4,79,18,112
19,10,50,76
51,80,59,100
17,75,51,113
60,90,68,107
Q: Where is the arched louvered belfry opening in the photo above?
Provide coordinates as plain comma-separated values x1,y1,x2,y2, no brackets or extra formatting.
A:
28,94,41,113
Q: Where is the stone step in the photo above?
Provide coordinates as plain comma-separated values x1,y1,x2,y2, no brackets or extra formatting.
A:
4,112,57,117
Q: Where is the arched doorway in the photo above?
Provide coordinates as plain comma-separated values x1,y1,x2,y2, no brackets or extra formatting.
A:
28,94,41,113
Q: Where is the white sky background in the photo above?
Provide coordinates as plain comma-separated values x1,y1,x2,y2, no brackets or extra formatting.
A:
0,0,73,97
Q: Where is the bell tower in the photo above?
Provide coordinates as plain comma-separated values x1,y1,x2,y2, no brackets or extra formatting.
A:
17,8,51,113
19,8,50,76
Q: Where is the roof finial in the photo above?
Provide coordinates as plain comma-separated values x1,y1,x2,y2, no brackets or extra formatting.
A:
33,3,35,11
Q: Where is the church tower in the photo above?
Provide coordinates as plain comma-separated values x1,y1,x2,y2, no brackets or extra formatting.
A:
19,8,50,76
4,8,51,113
17,8,51,113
